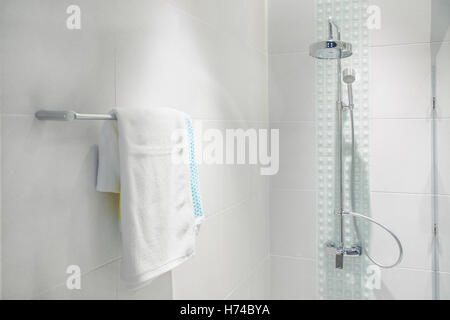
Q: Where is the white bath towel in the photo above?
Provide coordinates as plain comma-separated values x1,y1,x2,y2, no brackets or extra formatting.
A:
96,107,203,289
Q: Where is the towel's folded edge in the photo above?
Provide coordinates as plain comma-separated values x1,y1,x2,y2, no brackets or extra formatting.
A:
121,250,196,291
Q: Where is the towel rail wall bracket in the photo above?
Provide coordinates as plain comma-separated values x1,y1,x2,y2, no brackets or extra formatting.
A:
35,110,116,121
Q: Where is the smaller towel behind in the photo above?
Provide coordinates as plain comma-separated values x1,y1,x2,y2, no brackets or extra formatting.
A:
97,107,203,289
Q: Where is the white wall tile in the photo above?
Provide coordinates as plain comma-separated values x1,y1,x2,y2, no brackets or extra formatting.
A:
0,114,2,299
38,261,118,300
194,119,224,217
0,0,116,115
218,0,267,52
226,257,270,301
373,268,432,300
270,189,317,259
118,271,173,300
241,0,268,52
166,0,221,28
198,163,223,216
437,195,450,273
115,0,268,122
168,0,267,52
370,44,432,119
248,121,271,201
433,42,450,118
269,53,315,122
222,164,253,210
248,188,270,269
220,202,253,296
174,204,268,300
226,280,252,300
270,122,316,190
438,271,450,299
249,258,271,300
250,152,270,195
268,0,315,54
2,115,120,299
436,119,450,195
431,0,450,43
370,119,432,194
219,121,269,211
271,256,316,300
370,192,433,270
172,215,225,300
369,0,431,47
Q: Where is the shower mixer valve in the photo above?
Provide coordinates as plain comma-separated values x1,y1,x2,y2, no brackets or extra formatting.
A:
326,210,362,268
325,241,362,257
325,241,362,269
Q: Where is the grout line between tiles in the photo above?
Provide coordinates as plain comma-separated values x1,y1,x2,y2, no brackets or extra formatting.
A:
270,254,316,263
387,266,435,273
270,187,317,192
164,0,268,56
371,190,434,196
270,120,316,125
224,254,270,300
269,50,309,56
33,256,122,299
370,41,435,48
370,117,433,120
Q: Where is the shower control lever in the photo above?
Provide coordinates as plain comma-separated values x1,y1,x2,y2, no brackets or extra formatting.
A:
325,241,362,269
336,253,344,269
325,241,361,256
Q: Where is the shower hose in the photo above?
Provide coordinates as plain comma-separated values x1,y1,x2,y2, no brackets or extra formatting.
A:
347,107,403,269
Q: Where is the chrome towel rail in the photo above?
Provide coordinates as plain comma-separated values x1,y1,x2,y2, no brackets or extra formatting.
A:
35,110,116,121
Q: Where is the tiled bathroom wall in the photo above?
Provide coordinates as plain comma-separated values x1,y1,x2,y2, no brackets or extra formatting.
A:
268,0,318,300
0,59,2,299
0,0,270,299
268,0,441,300
368,0,436,300
432,0,450,300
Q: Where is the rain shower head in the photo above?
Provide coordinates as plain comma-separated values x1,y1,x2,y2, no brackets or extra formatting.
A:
309,40,353,59
310,18,352,60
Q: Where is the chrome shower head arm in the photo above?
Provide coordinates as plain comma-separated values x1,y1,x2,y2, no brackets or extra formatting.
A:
328,17,333,40
328,17,341,40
